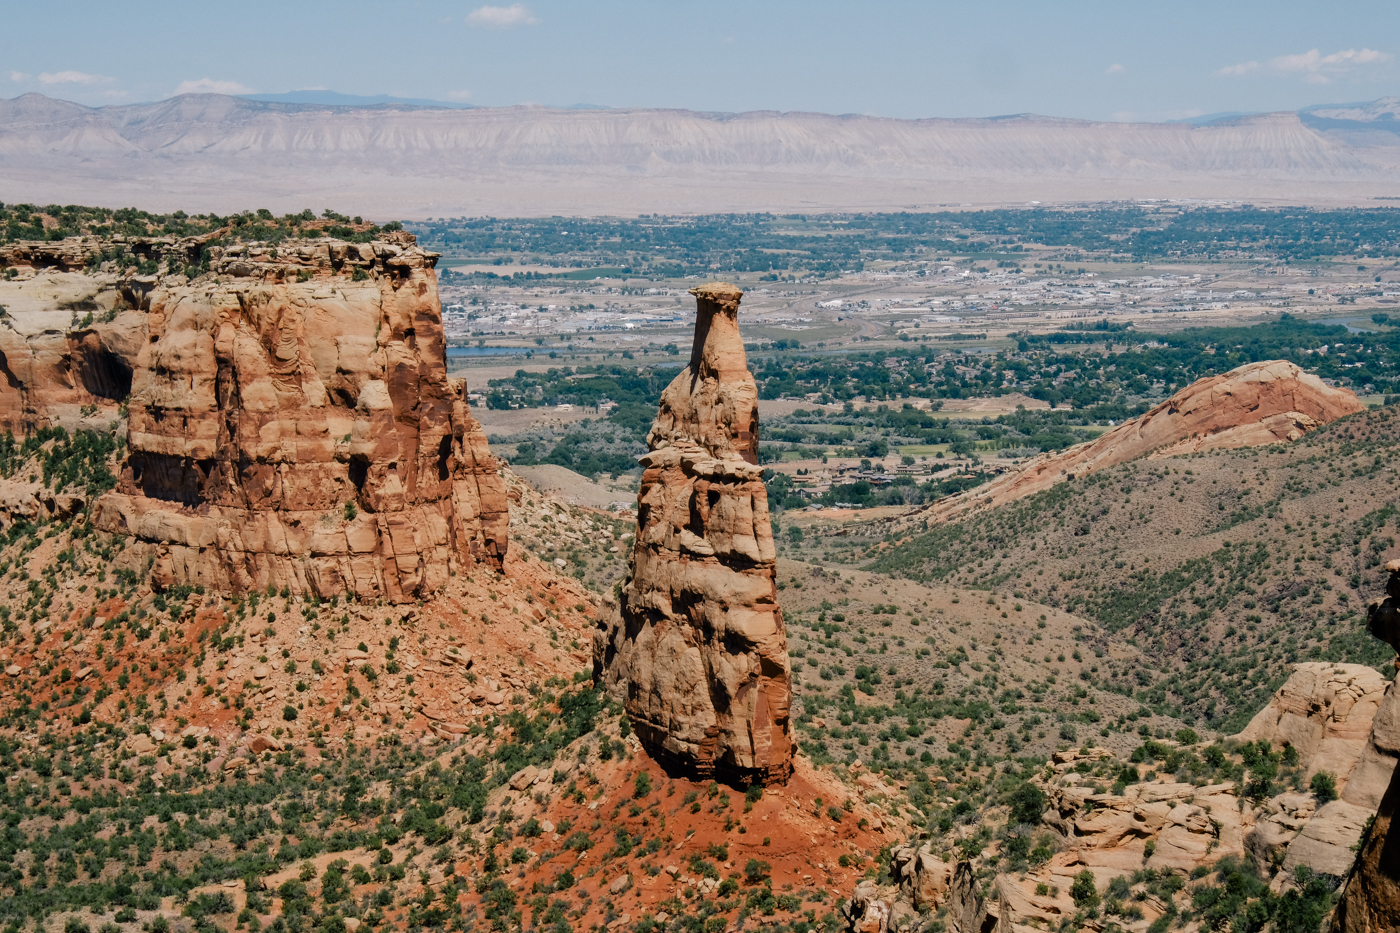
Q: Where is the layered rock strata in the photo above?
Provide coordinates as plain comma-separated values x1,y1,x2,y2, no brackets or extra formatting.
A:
0,241,158,435
87,234,507,602
595,283,793,786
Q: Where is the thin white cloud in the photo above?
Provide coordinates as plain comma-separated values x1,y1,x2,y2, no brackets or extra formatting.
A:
1275,47,1388,71
38,70,112,85
1275,47,1389,83
8,71,29,82
467,3,538,27
1216,61,1260,77
445,89,473,101
1106,63,1126,75
174,78,255,96
1217,47,1389,83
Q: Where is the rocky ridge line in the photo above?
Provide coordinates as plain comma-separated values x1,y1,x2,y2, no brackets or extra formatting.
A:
877,360,1366,537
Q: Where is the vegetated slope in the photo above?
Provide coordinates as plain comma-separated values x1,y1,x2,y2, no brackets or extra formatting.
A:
0,435,918,933
858,403,1400,733
772,560,1200,774
504,468,632,593
2,94,1397,214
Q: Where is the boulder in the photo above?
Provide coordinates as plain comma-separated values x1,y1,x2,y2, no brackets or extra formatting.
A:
841,880,891,933
889,843,953,909
595,283,793,786
508,765,539,791
248,734,283,754
1247,792,1317,870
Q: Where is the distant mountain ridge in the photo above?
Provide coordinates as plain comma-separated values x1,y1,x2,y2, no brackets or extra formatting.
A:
1300,97,1400,136
1,91,1398,217
240,90,479,109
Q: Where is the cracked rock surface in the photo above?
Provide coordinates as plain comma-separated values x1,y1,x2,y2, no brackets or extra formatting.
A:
596,282,793,786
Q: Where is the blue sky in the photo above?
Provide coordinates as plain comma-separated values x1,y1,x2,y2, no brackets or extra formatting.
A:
3,0,1397,120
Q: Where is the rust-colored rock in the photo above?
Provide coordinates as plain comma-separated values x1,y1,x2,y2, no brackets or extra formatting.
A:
595,283,792,786
914,360,1364,528
1332,564,1400,933
86,234,508,602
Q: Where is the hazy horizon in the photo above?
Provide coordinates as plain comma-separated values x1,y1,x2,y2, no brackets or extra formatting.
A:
5,86,1394,126
3,0,1396,122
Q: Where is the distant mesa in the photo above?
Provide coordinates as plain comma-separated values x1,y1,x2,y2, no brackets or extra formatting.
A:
238,90,478,110
3,92,1399,215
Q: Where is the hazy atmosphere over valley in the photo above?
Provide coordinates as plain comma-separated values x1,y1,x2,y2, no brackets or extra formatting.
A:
2,4,1400,933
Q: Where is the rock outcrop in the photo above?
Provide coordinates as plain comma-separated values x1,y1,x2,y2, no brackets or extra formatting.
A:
1332,561,1400,933
888,843,954,910
910,360,1364,528
908,660,1400,933
1238,661,1390,794
84,233,508,602
0,244,154,434
595,282,793,786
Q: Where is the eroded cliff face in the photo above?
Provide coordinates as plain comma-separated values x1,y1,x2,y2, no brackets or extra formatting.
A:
1332,561,1400,933
68,234,511,602
595,283,793,786
0,243,155,435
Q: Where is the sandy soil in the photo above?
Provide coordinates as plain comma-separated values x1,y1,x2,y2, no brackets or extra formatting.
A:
472,406,600,433
512,464,639,510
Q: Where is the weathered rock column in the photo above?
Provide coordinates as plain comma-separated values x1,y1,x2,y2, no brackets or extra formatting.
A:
595,282,793,786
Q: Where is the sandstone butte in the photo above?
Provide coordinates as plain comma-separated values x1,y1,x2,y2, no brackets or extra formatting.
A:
911,359,1365,528
0,231,508,602
595,282,794,786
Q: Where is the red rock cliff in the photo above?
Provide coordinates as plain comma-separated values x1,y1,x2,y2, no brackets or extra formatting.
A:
595,282,793,786
90,235,508,602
